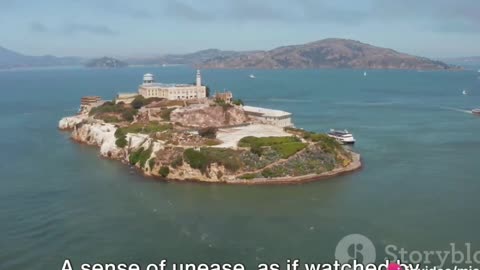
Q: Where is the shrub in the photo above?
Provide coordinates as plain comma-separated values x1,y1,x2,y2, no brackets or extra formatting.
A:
131,96,146,109
115,136,128,148
159,166,170,177
184,149,209,173
198,127,218,139
171,155,183,168
239,173,257,180
129,147,153,168
232,99,244,106
149,158,156,170
118,122,172,135
121,109,137,122
114,128,125,138
160,108,175,121
261,168,275,178
183,148,243,174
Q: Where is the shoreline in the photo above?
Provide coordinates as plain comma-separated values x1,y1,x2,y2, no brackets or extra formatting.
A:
60,115,362,185
68,130,362,185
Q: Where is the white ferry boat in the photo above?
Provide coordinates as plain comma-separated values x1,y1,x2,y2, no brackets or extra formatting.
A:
327,129,356,144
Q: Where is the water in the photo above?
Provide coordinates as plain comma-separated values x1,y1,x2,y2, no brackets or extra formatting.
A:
1,67,480,269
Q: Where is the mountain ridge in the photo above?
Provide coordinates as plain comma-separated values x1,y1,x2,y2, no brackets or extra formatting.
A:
0,46,82,69
198,39,457,70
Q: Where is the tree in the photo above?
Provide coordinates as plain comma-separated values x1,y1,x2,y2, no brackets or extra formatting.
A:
131,96,146,109
159,166,170,177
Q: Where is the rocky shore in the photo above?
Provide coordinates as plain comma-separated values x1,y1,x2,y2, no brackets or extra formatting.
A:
59,114,361,184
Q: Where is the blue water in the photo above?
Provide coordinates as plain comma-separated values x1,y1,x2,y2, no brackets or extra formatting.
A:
1,67,480,269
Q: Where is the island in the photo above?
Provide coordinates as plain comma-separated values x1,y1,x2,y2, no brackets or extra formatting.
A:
198,38,457,70
85,57,128,68
59,71,361,184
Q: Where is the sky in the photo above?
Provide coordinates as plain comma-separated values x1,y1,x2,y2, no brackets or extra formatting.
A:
1,0,480,58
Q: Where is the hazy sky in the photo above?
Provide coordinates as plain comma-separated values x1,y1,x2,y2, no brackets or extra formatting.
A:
1,0,479,58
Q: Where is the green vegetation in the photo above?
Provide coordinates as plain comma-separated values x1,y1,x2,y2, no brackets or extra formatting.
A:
115,136,128,148
160,108,175,121
89,102,138,123
129,147,153,168
183,148,242,174
149,158,156,170
159,166,170,177
238,136,304,157
171,155,183,168
204,139,221,146
238,173,258,180
238,136,301,148
214,98,233,110
117,122,172,135
261,167,288,178
131,96,165,109
271,142,307,159
114,128,128,148
232,99,244,106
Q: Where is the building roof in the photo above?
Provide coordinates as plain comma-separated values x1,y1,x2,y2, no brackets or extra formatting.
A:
141,83,196,88
243,105,292,118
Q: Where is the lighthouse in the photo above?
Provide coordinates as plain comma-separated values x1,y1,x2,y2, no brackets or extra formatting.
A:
196,70,202,87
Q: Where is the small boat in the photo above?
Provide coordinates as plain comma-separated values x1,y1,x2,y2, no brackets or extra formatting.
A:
249,74,256,79
463,90,468,95
472,109,480,115
363,71,367,77
327,129,356,144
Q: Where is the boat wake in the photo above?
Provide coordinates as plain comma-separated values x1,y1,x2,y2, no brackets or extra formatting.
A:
439,106,472,114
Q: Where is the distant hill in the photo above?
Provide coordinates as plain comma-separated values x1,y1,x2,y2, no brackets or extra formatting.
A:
126,49,252,66
199,39,457,70
0,46,81,69
85,57,128,68
441,56,480,69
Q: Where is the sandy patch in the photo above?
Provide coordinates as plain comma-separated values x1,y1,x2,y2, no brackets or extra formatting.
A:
215,124,291,148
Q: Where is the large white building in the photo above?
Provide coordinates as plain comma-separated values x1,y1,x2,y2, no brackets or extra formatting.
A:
243,105,293,128
138,70,207,100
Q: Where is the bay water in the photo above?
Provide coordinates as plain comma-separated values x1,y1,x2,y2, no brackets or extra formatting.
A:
1,67,479,269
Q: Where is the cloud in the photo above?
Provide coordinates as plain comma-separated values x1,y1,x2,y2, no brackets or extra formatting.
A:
165,0,211,22
62,23,118,36
29,21,48,33
157,0,480,32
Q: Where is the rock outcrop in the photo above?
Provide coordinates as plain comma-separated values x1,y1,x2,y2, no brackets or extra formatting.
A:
170,104,249,127
58,115,87,130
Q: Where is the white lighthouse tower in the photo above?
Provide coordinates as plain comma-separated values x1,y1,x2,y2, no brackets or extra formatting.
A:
196,70,202,87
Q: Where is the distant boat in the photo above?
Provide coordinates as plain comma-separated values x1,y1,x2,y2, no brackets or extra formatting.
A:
463,90,468,95
472,109,480,115
249,74,256,79
363,71,367,77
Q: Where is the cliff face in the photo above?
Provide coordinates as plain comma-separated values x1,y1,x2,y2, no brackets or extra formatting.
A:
170,104,249,128
59,116,234,181
200,38,456,70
